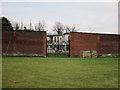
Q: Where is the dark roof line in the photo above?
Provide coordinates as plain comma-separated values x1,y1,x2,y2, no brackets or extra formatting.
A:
47,34,62,36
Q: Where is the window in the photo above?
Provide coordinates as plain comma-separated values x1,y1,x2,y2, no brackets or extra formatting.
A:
55,37,56,42
50,36,53,43
57,37,59,42
50,45,52,48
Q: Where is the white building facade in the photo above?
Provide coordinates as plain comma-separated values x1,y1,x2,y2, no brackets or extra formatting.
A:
47,33,69,52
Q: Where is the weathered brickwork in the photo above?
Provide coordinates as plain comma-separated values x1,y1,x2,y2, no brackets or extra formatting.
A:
2,31,118,57
70,32,99,57
2,30,46,57
70,32,118,57
98,34,118,55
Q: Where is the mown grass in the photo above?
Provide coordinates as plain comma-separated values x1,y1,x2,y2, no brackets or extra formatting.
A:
47,52,69,57
2,57,118,88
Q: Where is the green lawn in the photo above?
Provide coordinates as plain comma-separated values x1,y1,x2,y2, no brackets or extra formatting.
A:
47,52,69,57
2,57,118,88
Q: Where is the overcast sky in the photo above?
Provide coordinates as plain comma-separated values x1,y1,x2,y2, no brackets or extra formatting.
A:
2,2,118,34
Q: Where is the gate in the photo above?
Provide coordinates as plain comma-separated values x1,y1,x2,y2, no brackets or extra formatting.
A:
47,35,70,57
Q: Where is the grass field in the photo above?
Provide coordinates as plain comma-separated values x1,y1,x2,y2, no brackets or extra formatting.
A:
47,52,69,57
2,57,118,88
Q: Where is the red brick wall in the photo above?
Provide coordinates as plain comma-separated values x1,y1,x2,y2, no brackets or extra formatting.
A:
98,34,118,55
70,32,99,57
43,31,46,57
2,31,14,56
70,32,119,57
2,30,46,57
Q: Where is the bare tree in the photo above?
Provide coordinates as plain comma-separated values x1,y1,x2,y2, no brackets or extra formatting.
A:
53,22,64,35
64,26,71,33
11,20,19,30
64,25,78,33
20,21,23,30
71,25,77,32
35,26,37,31
37,20,46,31
24,26,27,30
15,23,19,30
29,20,32,30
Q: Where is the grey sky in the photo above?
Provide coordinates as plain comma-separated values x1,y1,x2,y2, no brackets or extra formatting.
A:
2,2,118,34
